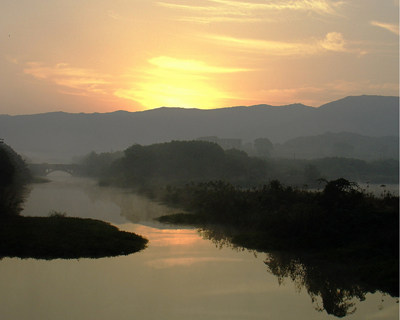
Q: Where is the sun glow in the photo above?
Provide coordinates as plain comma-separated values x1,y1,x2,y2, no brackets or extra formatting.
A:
115,56,247,109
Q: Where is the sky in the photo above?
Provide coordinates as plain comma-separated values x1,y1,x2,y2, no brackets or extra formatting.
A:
1,0,399,114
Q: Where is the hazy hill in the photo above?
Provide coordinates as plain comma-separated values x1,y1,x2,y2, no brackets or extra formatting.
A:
0,95,398,162
274,132,399,160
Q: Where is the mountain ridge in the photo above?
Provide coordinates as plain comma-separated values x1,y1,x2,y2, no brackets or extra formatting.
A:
0,95,398,162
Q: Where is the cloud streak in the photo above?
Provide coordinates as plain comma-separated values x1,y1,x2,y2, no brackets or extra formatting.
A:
158,0,343,24
24,62,111,96
370,21,399,35
204,32,355,56
208,0,343,14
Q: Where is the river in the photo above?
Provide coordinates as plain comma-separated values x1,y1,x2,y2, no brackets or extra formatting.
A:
0,172,398,320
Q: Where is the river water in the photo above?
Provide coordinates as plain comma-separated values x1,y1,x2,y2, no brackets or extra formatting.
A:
0,172,398,320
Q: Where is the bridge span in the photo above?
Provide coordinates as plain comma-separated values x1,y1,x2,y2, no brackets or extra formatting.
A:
29,163,83,176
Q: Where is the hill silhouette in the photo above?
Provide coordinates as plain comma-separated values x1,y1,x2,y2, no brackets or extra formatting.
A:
0,95,398,162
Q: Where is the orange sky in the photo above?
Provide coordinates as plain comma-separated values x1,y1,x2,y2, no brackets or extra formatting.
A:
1,0,399,114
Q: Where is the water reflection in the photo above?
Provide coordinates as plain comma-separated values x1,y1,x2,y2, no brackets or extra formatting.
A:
83,184,176,226
199,227,399,318
265,252,365,317
20,174,399,319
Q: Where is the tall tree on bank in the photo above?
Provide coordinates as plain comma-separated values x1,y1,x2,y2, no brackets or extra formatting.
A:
0,142,31,216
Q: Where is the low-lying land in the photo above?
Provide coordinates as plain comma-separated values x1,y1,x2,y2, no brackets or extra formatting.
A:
0,215,148,259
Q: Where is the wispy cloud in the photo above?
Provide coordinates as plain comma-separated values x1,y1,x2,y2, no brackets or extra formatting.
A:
370,21,399,35
208,0,343,14
204,32,362,56
319,32,346,51
158,0,343,24
23,62,111,96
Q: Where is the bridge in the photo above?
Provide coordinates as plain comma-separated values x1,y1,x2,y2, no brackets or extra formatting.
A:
29,163,83,176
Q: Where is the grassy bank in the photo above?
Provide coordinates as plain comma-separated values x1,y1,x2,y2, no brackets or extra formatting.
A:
0,215,148,259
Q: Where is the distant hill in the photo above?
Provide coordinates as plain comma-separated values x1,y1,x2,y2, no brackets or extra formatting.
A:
274,132,399,160
0,95,398,162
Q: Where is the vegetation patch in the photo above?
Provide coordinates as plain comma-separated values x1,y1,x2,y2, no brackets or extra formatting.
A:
0,215,148,259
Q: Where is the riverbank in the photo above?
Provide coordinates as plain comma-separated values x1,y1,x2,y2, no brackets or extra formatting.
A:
0,215,148,259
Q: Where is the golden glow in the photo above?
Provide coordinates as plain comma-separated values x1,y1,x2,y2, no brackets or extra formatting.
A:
115,57,247,108
115,80,231,109
2,0,397,114
146,257,242,269
149,56,250,73
130,225,203,246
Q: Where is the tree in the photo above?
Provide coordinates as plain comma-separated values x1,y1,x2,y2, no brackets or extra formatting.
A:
0,144,31,216
254,138,274,158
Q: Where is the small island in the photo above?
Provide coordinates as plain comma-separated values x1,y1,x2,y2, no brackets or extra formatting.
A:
0,214,148,259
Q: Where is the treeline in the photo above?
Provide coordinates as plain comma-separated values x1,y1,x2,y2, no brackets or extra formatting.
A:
79,140,398,189
80,141,268,188
0,143,31,216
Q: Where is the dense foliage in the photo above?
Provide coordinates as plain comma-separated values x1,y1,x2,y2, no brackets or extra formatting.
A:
83,141,268,188
79,141,398,190
79,150,123,177
0,143,31,216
